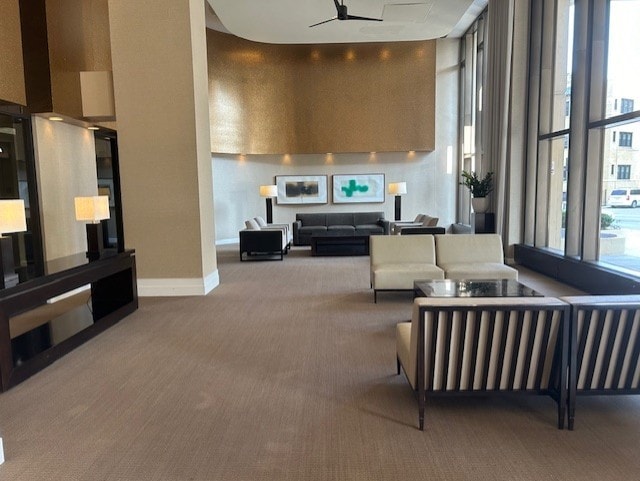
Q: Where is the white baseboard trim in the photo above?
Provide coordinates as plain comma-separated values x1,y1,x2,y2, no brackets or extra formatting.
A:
137,269,220,297
0,437,4,465
216,238,239,245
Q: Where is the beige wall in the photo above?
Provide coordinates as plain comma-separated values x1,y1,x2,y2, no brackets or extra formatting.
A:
207,29,436,154
109,0,217,296
45,0,113,118
0,0,26,106
213,39,460,241
32,116,98,260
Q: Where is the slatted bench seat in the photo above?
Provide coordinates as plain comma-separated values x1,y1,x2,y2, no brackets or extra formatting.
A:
396,297,570,430
561,295,640,430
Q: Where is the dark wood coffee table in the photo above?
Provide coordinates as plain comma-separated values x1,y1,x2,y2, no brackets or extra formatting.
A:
414,279,543,298
310,234,370,256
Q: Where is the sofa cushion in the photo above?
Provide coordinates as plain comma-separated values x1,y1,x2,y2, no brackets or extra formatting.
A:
245,219,260,230
373,263,445,289
438,262,518,280
435,234,505,264
422,215,439,227
354,212,384,225
299,226,328,236
371,235,438,264
327,213,354,226
297,213,327,227
355,224,384,234
327,225,356,235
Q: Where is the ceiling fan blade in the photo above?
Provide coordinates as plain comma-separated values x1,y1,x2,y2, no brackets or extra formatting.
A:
346,14,383,22
309,16,338,28
333,0,341,11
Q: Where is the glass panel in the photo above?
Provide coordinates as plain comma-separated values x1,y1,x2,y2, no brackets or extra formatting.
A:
599,120,640,271
539,0,574,136
543,135,569,253
0,112,42,284
10,287,93,365
605,0,640,119
95,136,118,249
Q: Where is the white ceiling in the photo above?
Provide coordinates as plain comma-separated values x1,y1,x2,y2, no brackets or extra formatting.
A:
205,0,488,44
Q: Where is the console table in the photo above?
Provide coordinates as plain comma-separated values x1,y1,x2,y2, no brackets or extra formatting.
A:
0,250,138,392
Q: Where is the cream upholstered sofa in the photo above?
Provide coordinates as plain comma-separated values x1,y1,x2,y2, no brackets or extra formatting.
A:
396,297,570,430
370,235,444,302
434,234,518,281
390,214,439,235
371,233,517,302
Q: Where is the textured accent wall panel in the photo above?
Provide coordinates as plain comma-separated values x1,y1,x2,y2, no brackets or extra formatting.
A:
45,0,113,118
207,29,435,154
0,0,27,105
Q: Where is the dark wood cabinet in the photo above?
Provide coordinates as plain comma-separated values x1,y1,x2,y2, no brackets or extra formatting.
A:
0,250,137,392
472,213,496,234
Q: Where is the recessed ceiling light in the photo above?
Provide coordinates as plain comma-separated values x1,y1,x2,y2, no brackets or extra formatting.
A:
88,126,100,131
49,116,64,121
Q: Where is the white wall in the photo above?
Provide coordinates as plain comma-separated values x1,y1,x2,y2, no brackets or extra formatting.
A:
212,39,460,242
32,116,98,259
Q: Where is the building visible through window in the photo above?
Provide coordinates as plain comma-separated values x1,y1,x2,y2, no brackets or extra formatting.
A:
617,164,631,180
619,131,633,147
620,98,635,114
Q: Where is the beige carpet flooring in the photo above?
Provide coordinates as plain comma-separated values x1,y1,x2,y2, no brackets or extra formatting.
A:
1,245,640,480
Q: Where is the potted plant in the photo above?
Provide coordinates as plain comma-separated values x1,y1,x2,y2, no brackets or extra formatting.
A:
460,170,493,213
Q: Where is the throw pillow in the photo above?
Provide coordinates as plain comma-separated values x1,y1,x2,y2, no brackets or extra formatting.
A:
422,215,439,226
245,219,260,230
254,216,267,227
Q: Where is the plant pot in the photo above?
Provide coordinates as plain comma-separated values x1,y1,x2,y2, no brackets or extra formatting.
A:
471,197,489,213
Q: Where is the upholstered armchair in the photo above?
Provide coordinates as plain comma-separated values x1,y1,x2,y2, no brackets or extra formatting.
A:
239,219,289,261
254,216,292,249
391,214,439,235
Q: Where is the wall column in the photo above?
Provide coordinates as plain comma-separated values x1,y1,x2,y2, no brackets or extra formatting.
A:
108,0,217,296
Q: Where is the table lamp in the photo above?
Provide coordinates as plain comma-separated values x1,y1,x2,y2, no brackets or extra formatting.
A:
75,196,110,260
0,199,27,289
259,185,278,224
388,182,407,221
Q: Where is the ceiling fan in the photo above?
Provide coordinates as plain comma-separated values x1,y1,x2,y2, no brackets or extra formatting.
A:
309,0,383,28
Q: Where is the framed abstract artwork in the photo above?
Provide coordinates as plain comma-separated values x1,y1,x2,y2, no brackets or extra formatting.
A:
332,174,385,203
275,175,328,204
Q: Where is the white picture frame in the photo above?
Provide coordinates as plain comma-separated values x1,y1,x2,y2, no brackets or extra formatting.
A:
332,174,385,203
275,175,328,204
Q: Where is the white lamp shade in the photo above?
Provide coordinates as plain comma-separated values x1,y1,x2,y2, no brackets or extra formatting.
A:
75,196,110,222
259,185,278,198
388,182,407,195
0,199,27,234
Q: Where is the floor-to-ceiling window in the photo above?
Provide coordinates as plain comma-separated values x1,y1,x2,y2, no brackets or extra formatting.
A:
596,0,640,272
535,0,574,253
527,0,640,277
459,9,488,224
